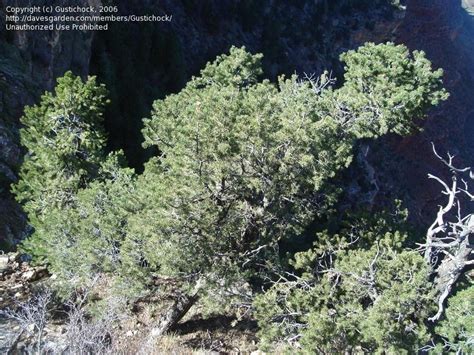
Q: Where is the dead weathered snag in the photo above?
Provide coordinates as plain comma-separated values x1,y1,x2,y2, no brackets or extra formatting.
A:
420,143,474,322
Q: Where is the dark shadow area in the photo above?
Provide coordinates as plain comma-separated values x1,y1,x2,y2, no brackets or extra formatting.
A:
172,315,257,335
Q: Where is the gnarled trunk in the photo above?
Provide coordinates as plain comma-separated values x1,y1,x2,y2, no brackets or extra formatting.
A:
423,145,474,322
149,293,198,338
430,235,473,322
146,278,204,346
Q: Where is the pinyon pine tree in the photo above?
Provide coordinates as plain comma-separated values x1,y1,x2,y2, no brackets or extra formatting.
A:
128,43,447,335
13,72,109,262
13,43,449,345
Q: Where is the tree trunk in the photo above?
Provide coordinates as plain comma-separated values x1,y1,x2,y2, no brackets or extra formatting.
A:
149,293,198,338
430,237,472,321
146,279,204,347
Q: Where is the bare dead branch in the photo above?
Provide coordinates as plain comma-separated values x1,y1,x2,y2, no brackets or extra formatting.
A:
423,144,474,322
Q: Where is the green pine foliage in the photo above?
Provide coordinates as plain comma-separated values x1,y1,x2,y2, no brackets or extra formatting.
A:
435,285,474,353
12,72,109,262
254,210,434,353
42,152,136,295
13,43,461,352
132,43,446,300
337,43,447,137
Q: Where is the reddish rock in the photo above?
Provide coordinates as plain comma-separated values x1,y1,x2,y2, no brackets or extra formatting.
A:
365,0,474,225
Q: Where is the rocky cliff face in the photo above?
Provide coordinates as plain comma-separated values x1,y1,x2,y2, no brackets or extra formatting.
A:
2,0,100,89
0,0,472,249
362,0,474,224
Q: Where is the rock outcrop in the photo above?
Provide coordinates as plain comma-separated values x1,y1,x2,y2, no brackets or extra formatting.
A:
363,0,474,224
0,252,54,354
